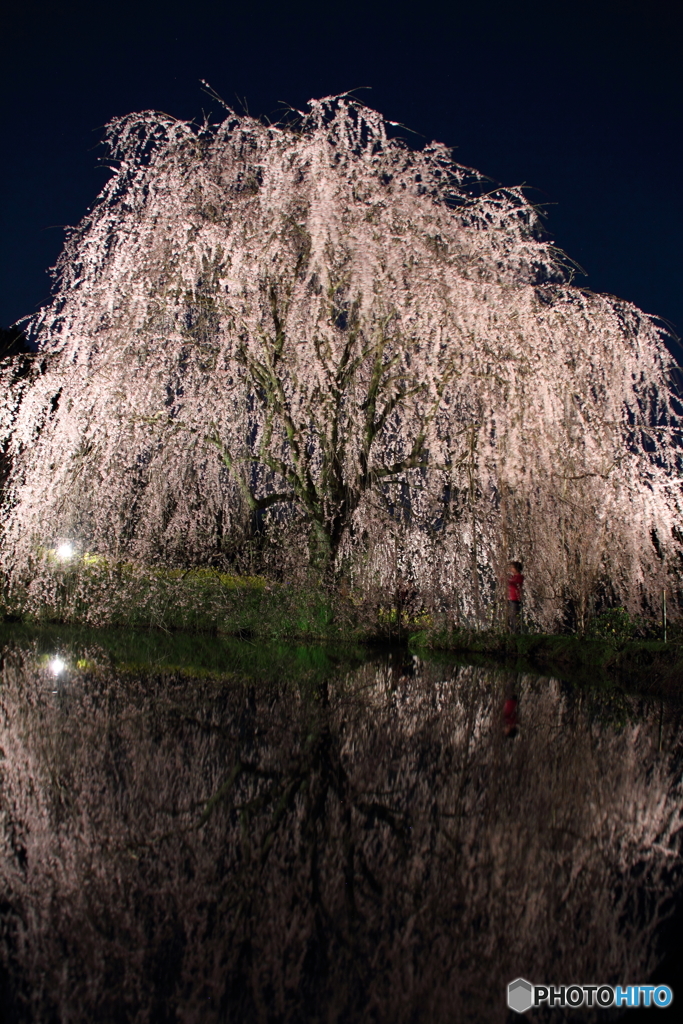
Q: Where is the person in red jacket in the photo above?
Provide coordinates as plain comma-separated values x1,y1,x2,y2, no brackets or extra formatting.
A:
507,561,524,633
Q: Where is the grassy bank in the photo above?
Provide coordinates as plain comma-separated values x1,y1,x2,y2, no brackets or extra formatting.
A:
409,627,683,695
2,557,682,692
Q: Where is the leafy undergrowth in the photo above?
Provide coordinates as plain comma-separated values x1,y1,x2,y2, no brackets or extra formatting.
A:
1,557,361,641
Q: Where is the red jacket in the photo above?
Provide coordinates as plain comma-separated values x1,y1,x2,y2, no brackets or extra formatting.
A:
507,573,524,602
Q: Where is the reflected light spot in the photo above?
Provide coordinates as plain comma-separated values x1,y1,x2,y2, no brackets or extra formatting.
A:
56,543,74,560
49,657,66,677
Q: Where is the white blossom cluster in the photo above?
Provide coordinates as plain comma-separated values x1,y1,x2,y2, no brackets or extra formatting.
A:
1,95,681,626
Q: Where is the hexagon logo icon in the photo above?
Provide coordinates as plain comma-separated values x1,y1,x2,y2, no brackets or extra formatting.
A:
508,978,533,1014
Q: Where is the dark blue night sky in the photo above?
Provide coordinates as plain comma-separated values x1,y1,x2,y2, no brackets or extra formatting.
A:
2,0,681,348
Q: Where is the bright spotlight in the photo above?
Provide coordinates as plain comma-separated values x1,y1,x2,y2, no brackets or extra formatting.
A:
55,542,74,561
48,657,66,677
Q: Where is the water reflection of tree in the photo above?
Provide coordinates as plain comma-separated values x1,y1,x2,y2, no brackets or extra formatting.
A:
0,651,681,1023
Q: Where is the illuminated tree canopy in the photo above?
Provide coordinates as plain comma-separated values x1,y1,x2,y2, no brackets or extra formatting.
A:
1,94,681,626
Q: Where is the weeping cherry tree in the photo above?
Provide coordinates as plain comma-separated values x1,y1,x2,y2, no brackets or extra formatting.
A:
1,93,681,626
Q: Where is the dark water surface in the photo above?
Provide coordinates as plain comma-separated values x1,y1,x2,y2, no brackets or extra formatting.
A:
1,626,682,1023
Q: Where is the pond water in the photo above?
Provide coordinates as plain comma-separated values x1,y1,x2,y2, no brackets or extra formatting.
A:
0,626,682,1023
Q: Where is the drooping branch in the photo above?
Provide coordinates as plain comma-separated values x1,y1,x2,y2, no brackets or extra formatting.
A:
1,93,680,624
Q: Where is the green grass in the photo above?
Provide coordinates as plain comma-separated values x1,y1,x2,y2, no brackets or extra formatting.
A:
409,626,683,695
1,556,363,641
3,557,683,694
